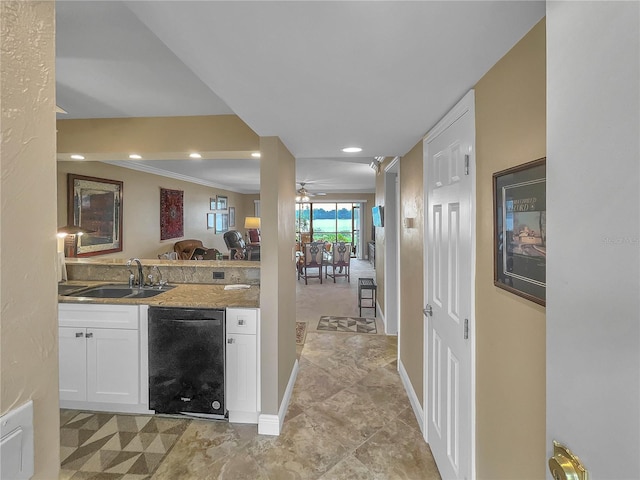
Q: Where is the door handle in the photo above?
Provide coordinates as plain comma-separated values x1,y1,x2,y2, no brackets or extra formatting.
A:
75,332,84,338
548,441,587,480
86,332,93,338
423,304,433,317
227,338,235,344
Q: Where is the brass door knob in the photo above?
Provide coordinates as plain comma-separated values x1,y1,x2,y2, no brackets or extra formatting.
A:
548,441,587,480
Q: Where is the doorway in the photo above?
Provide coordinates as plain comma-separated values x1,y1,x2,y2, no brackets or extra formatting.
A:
383,158,400,335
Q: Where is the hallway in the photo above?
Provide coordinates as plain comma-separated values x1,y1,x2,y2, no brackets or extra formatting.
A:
60,260,441,479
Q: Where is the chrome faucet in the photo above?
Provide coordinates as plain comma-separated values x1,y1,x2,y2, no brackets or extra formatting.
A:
126,258,144,287
148,265,164,287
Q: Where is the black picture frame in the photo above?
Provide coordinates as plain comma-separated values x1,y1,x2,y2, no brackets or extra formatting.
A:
493,158,546,306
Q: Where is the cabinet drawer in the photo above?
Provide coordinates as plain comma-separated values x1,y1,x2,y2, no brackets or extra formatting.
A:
59,304,139,329
226,308,258,335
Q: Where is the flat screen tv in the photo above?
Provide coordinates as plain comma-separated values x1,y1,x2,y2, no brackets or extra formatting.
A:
372,205,384,227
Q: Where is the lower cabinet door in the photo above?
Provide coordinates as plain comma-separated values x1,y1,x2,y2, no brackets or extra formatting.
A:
86,328,140,405
226,333,257,415
59,327,88,402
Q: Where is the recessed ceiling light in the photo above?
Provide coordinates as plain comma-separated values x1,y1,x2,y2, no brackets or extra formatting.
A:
189,152,202,159
129,154,142,159
70,154,85,160
342,147,362,153
251,152,261,158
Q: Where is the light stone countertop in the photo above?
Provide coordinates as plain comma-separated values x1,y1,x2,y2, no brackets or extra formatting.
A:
58,281,259,309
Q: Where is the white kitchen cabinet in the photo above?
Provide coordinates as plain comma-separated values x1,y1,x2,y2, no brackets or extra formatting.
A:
59,327,88,401
226,308,260,424
58,304,149,414
59,327,139,404
87,328,139,404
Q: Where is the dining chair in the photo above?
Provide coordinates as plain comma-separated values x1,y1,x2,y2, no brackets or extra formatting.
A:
298,242,324,284
325,242,352,282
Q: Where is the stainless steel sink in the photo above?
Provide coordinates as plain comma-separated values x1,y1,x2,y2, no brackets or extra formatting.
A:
58,284,89,295
62,284,175,299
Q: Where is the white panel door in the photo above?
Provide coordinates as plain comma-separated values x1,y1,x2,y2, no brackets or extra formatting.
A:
87,328,139,405
547,2,640,478
424,91,475,479
59,327,87,402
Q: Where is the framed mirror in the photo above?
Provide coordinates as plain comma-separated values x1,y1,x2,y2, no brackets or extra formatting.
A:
68,174,123,256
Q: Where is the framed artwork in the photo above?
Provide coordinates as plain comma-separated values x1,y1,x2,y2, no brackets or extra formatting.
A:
216,195,228,210
207,213,215,229
493,157,546,306
210,197,217,210
160,188,184,240
229,207,236,227
215,213,229,234
67,174,123,256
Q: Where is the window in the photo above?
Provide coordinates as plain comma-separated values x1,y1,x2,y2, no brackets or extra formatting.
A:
295,202,360,256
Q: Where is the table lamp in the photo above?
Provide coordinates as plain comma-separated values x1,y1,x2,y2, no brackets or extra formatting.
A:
244,216,261,243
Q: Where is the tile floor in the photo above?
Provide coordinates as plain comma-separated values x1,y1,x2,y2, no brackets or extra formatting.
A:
152,332,441,479
60,260,442,479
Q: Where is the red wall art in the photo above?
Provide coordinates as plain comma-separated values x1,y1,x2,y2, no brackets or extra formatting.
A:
160,188,184,240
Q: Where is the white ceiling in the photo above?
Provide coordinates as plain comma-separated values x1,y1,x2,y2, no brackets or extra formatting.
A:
56,1,545,195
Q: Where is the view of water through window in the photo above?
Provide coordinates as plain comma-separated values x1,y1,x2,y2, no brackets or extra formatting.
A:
296,202,360,256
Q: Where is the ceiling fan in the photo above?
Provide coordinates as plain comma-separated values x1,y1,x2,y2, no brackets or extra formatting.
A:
295,182,326,202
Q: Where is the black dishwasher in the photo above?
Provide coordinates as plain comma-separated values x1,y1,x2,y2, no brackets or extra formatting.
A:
148,307,225,419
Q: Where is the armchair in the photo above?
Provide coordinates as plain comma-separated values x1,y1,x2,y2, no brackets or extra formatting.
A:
247,228,261,245
173,239,219,260
224,230,260,260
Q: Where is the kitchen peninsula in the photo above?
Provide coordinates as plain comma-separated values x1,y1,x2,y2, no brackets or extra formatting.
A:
58,257,261,424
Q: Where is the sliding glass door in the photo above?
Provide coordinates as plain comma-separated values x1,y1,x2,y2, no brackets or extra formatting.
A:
295,202,360,256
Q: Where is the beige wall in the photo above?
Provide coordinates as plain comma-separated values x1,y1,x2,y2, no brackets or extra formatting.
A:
57,161,253,258
57,115,258,157
1,2,60,477
259,137,296,414
474,19,546,479
398,142,424,407
380,18,546,478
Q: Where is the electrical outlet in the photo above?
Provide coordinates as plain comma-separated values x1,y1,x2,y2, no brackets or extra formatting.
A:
213,271,224,279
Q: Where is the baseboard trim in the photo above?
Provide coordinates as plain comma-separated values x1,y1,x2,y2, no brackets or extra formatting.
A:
398,358,425,436
258,358,299,436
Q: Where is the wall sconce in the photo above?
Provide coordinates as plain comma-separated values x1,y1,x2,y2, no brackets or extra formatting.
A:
57,225,94,257
403,217,415,229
